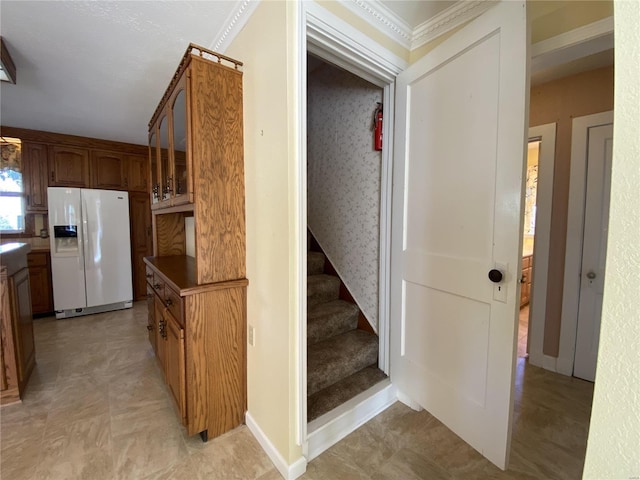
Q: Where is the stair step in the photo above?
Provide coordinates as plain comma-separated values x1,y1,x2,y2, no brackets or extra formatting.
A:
308,366,388,421
308,300,359,345
307,251,325,276
307,329,378,396
307,274,340,308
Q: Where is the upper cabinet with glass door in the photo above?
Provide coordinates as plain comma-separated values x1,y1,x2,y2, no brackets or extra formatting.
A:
148,49,199,210
146,43,245,284
149,131,159,205
171,85,190,205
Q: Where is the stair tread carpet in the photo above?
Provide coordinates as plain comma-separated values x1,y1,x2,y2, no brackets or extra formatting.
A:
307,329,379,396
307,274,340,308
308,365,388,421
307,299,360,345
308,251,325,275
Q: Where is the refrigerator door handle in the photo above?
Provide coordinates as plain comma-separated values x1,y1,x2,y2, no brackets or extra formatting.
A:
81,193,90,270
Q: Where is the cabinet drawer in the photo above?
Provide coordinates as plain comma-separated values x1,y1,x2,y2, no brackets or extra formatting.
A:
151,273,165,297
164,287,183,327
27,252,48,267
145,266,154,285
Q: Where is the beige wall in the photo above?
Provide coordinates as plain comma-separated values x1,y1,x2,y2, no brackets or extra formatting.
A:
583,1,640,477
530,1,613,43
529,66,614,356
225,0,302,465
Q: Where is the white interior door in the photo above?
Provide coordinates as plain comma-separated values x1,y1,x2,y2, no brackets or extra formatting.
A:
390,1,528,470
573,124,613,382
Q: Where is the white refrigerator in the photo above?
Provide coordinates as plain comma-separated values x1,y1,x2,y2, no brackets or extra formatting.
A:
48,188,133,319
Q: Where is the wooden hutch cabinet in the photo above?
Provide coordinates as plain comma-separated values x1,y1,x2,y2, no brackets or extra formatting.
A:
144,44,247,442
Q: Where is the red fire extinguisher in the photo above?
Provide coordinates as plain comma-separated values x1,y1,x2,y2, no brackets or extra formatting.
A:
373,102,383,151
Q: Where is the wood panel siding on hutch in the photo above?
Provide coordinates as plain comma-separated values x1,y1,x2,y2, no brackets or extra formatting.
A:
144,44,247,442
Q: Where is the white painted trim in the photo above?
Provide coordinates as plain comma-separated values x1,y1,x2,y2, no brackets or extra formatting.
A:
396,389,423,412
558,111,613,377
542,354,558,373
297,0,309,449
526,123,556,371
304,1,407,86
211,0,261,53
411,0,495,51
531,16,614,58
378,82,394,375
531,17,614,74
307,381,397,460
341,0,496,53
342,0,412,49
246,412,308,480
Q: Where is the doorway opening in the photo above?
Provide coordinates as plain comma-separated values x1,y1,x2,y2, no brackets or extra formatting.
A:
518,140,540,358
305,53,388,425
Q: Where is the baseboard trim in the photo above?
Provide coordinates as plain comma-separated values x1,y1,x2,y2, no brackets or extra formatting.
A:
529,352,561,374
396,389,423,412
246,412,308,480
306,381,397,461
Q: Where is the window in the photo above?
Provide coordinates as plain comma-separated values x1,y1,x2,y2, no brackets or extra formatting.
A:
0,137,25,233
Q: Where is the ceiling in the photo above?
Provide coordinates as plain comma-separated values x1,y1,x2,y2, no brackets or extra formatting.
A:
0,1,241,145
1,1,613,147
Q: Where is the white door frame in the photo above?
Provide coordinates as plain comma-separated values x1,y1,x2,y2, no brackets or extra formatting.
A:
557,110,613,376
526,123,557,370
298,1,406,447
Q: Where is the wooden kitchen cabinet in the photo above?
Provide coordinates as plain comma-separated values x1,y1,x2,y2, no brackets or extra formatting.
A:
154,294,166,371
1,244,36,406
27,251,53,316
163,307,186,422
49,145,90,187
125,154,148,192
23,142,48,213
130,192,152,301
90,150,125,189
146,283,156,352
144,256,247,441
90,151,148,192
520,255,533,307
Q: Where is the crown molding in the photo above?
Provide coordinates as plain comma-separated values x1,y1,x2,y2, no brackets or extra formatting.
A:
210,0,260,53
341,0,413,50
411,0,496,51
341,0,497,53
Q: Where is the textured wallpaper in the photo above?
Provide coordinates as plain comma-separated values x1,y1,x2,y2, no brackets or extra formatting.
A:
307,61,383,330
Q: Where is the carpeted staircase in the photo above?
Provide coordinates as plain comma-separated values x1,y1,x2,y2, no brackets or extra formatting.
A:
307,249,387,422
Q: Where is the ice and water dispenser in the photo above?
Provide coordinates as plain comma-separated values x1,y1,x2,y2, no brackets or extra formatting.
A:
53,225,79,254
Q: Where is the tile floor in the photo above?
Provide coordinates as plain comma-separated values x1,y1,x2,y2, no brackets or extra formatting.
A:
1,302,593,479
